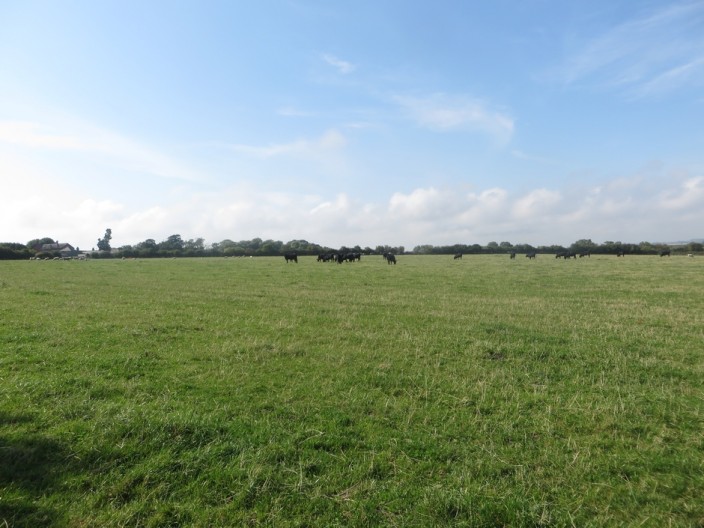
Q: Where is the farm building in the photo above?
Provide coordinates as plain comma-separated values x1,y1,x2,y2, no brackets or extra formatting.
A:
34,242,77,257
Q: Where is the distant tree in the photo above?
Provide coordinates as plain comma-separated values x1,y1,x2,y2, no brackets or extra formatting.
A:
160,234,184,252
184,238,205,251
0,243,32,260
542,244,566,254
134,239,156,257
97,229,112,252
223,245,245,257
26,237,55,250
600,241,622,254
413,245,435,254
513,243,536,254
638,241,656,254
119,245,136,258
570,239,598,254
499,241,514,251
261,240,283,255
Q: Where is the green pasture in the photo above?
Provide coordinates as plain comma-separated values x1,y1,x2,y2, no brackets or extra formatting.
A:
1,254,702,526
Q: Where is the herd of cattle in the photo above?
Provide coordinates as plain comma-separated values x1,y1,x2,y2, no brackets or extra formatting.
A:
283,249,680,263
284,251,398,264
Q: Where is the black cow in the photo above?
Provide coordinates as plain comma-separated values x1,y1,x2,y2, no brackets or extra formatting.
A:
555,252,566,259
579,252,591,258
454,253,462,260
526,252,537,259
659,250,671,257
509,252,516,259
617,250,625,257
386,254,396,264
284,252,298,263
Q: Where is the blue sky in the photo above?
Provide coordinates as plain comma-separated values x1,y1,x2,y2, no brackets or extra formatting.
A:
1,1,703,250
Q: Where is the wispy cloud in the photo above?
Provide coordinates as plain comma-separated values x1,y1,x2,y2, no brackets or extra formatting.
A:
277,106,314,118
0,121,86,150
230,129,347,158
560,2,704,97
321,53,356,74
0,119,202,182
394,93,514,144
511,149,561,166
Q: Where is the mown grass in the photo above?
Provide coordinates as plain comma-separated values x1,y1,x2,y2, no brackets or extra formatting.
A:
1,254,702,527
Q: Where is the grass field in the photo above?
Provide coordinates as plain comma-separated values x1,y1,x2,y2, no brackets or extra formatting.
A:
1,254,702,527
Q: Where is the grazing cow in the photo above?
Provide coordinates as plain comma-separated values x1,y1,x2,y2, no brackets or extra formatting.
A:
564,252,577,259
617,250,625,257
509,252,516,259
659,250,671,257
555,252,566,259
688,254,694,258
526,252,536,259
284,252,298,263
454,253,462,260
386,254,396,264
579,252,591,258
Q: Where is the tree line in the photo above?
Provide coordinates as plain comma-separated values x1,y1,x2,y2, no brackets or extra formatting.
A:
411,239,703,256
0,234,702,260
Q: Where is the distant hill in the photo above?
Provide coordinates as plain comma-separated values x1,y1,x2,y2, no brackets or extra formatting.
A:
668,238,704,246
666,238,703,245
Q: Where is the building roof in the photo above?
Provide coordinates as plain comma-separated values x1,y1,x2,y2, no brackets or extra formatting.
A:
36,243,75,252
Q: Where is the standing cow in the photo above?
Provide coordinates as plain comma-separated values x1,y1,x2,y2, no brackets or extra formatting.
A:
284,252,298,263
454,253,462,260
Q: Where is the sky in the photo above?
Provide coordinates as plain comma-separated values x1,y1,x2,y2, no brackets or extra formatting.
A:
1,0,703,251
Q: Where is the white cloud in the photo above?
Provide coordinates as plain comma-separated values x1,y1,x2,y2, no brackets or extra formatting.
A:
511,149,560,166
230,129,347,159
657,176,704,210
637,57,704,97
0,121,86,150
0,119,202,182
512,189,562,219
389,187,461,220
322,53,356,74
309,193,351,216
395,93,514,144
560,2,704,97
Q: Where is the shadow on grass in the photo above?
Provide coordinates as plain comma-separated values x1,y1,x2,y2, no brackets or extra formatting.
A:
0,411,67,527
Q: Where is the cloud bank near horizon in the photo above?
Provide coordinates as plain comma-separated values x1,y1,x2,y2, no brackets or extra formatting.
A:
2,167,701,251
